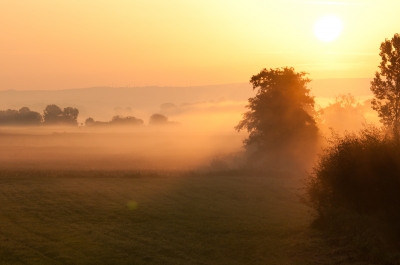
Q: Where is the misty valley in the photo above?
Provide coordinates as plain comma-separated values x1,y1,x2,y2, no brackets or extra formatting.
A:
0,73,396,264
2,2,400,262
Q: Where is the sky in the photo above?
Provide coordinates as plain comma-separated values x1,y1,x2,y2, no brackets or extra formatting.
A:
1,0,400,90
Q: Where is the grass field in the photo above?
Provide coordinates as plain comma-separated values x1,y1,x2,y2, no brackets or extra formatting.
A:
0,169,371,265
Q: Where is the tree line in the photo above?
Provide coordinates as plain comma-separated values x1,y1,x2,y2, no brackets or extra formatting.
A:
85,113,176,127
0,104,175,127
0,105,79,126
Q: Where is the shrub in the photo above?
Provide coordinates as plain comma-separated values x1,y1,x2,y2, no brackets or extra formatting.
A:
303,126,400,224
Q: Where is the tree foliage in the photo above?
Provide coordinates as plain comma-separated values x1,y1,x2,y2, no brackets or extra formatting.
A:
43,104,79,125
235,67,318,162
63,107,79,125
0,107,42,126
110,115,144,125
149,113,169,125
85,116,144,126
371,33,400,136
85,117,95,126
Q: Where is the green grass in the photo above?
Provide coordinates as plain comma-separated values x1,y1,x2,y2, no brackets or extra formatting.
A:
0,170,368,265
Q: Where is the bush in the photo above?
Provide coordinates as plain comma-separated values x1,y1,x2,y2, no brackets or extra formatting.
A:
302,126,400,263
303,126,400,224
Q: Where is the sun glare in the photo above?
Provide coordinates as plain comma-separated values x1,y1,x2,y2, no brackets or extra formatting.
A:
314,15,343,43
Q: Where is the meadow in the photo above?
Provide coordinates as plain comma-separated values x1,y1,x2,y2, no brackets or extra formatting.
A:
0,168,372,265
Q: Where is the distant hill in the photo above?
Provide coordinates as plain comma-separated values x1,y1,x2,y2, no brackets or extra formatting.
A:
0,78,373,122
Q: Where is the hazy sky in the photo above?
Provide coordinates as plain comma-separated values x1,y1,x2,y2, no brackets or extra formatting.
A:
1,0,399,90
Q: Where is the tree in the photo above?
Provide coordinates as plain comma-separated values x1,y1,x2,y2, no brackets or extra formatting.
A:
85,117,95,126
0,107,42,126
149,113,169,125
43,104,63,124
43,104,79,125
110,115,144,125
16,107,42,125
235,67,318,164
62,107,79,125
371,33,400,137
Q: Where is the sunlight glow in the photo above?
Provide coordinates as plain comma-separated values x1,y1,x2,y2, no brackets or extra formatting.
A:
314,16,343,42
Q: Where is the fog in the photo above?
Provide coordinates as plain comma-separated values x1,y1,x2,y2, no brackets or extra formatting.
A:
0,78,380,171
0,78,371,122
0,125,246,170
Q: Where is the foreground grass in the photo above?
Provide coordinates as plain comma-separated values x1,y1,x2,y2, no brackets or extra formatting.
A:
0,170,368,265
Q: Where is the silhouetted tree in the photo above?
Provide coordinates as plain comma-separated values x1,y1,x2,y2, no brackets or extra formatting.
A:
371,33,400,138
62,107,79,125
18,107,31,114
110,115,144,125
43,104,79,125
85,117,95,126
160,103,177,111
17,107,43,125
84,116,144,126
149,113,168,125
235,67,318,165
0,107,42,126
43,105,63,124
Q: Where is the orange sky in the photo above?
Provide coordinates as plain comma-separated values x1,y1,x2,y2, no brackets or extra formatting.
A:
1,0,400,90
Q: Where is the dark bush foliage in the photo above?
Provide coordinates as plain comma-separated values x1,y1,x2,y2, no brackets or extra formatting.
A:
303,126,400,224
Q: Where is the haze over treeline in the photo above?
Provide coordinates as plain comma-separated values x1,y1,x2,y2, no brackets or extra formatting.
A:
0,77,379,171
0,78,372,122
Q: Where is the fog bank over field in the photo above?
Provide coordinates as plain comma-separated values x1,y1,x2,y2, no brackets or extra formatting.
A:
0,78,373,124
0,78,377,170
0,126,246,170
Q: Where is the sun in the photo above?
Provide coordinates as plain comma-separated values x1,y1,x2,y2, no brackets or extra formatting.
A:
314,15,343,43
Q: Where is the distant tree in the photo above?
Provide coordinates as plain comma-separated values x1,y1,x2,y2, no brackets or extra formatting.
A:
149,113,169,125
160,103,177,111
110,115,144,125
320,94,365,134
17,107,42,125
85,117,95,126
18,107,31,113
62,107,79,125
371,33,400,138
43,105,63,124
43,104,79,125
235,67,318,165
84,115,144,126
0,110,18,126
0,107,42,126
114,107,124,114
